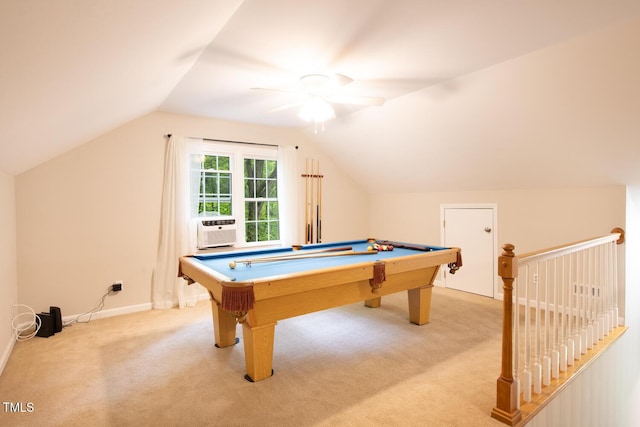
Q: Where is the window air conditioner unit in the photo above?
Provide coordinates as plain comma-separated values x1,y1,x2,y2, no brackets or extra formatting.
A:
197,216,237,249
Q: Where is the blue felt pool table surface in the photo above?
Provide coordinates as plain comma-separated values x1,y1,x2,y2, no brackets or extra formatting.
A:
191,239,450,282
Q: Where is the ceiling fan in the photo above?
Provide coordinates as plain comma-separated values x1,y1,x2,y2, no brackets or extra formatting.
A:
251,73,385,127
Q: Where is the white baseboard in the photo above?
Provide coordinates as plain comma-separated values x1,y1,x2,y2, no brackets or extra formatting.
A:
0,335,16,376
62,292,210,323
62,302,153,323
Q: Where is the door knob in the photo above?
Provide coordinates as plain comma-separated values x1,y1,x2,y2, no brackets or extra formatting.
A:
484,227,492,233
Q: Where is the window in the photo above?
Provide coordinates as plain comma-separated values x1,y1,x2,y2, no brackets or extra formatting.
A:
195,154,232,216
192,143,280,245
244,158,279,242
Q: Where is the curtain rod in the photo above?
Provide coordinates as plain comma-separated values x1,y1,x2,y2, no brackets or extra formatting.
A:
166,134,296,149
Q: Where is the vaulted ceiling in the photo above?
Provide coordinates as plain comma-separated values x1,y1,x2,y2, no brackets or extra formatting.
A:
2,1,640,192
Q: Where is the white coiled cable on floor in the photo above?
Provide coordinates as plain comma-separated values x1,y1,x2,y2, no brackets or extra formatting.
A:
11,304,41,341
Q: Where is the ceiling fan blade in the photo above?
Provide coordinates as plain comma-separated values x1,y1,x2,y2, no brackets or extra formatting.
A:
253,73,354,97
252,73,381,115
266,101,302,113
328,94,385,106
333,73,354,87
250,86,294,94
300,73,354,95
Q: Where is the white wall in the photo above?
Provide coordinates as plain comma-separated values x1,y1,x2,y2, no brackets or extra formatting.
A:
369,187,625,252
14,111,369,317
621,185,640,424
0,170,18,374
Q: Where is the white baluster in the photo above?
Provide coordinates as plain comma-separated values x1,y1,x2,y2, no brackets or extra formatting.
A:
612,241,619,328
533,361,542,394
534,263,542,393
605,242,614,334
542,260,551,386
522,369,532,402
551,258,560,378
597,245,605,341
513,276,521,409
567,253,576,366
559,255,568,372
579,252,588,356
559,343,567,372
523,266,533,402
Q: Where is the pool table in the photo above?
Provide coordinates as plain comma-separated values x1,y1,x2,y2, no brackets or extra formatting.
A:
178,238,462,382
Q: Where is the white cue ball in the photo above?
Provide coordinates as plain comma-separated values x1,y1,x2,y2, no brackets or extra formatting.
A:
229,261,237,269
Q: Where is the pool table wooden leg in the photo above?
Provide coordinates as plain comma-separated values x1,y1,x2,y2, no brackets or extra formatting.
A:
364,297,382,308
407,285,433,325
210,294,238,348
242,321,276,382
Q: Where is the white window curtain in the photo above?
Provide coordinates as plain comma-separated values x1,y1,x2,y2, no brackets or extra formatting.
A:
152,135,205,309
277,145,299,246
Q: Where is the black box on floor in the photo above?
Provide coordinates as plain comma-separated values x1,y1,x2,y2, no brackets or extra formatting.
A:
50,306,62,332
36,313,55,337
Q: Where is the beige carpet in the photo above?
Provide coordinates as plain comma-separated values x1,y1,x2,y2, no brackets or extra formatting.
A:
0,287,506,427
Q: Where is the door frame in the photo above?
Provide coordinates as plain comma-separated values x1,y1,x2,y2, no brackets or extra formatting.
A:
440,203,500,300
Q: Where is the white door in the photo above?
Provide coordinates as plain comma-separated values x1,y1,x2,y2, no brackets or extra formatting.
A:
442,207,495,297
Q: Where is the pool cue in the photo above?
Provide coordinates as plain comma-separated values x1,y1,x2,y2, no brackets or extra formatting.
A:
245,246,354,261
304,159,310,243
307,159,313,243
317,159,322,243
313,160,320,243
235,246,353,263
316,205,319,243
310,159,315,244
304,158,310,243
309,159,315,243
229,250,377,269
292,245,352,254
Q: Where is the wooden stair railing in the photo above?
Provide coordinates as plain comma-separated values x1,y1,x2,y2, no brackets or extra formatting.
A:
491,243,522,425
491,228,626,426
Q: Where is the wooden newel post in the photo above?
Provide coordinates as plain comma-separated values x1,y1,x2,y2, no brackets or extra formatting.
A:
491,244,523,425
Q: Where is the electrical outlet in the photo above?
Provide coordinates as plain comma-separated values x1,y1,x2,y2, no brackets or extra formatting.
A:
111,281,123,293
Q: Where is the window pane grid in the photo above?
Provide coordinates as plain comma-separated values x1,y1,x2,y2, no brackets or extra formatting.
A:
244,156,279,243
197,154,232,217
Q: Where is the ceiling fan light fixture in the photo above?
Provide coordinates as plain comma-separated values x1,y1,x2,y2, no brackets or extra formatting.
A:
252,72,383,131
300,74,332,96
297,97,335,124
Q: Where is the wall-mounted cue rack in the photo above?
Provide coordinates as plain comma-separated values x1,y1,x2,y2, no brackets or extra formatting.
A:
301,158,323,244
